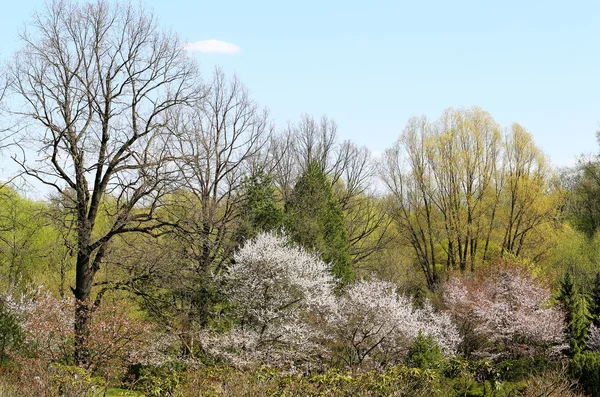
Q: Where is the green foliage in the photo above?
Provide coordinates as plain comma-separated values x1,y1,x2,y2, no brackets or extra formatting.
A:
570,351,600,396
285,160,354,283
494,358,553,382
564,158,600,238
181,365,443,396
0,300,22,365
0,188,60,289
558,272,591,356
590,272,600,327
234,171,283,244
406,331,446,370
131,363,185,397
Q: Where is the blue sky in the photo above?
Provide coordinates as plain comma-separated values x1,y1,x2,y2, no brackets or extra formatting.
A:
1,0,600,168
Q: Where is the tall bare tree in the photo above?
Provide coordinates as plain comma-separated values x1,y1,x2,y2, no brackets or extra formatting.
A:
6,0,199,366
151,69,271,355
383,116,441,288
169,68,271,275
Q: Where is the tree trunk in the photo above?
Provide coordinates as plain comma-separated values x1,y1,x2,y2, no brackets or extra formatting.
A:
73,248,94,367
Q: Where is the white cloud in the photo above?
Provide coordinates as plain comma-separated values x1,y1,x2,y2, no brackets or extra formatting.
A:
183,39,241,54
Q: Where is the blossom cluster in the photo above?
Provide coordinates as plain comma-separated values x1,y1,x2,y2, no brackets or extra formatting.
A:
443,265,565,359
2,289,159,375
203,232,461,367
331,279,461,367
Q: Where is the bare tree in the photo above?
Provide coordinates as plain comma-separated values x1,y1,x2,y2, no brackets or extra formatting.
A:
144,69,271,355
6,0,199,366
383,117,441,289
169,68,271,275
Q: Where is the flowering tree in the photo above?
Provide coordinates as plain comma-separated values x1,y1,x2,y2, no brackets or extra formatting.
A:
587,324,600,352
203,232,338,366
3,288,156,377
443,263,565,359
204,233,461,369
332,280,461,367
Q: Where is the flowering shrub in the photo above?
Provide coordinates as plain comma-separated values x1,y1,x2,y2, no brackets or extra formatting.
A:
204,233,461,369
2,288,157,377
331,280,461,367
587,324,600,352
443,262,565,360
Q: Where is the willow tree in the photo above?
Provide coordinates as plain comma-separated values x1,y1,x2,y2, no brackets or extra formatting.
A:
7,0,199,366
500,123,559,259
384,107,559,290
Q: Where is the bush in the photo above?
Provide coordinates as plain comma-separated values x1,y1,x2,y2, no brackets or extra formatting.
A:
570,351,600,396
211,234,461,369
130,363,185,397
181,365,443,396
444,260,565,360
0,299,23,365
521,366,582,397
406,332,446,370
0,359,106,397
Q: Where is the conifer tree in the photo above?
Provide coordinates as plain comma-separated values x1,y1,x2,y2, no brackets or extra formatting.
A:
558,272,591,356
590,272,600,327
285,160,354,283
235,171,284,244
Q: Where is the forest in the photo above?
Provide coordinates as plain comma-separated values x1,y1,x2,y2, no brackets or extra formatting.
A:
0,1,599,396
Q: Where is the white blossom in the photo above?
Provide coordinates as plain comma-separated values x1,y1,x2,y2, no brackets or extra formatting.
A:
204,233,461,368
587,323,600,352
209,232,337,365
332,280,460,367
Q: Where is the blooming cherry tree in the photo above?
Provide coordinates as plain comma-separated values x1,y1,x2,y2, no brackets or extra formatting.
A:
205,232,338,365
207,233,461,368
444,263,565,359
332,280,461,367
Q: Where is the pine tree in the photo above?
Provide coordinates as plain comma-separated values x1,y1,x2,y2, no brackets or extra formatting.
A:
590,272,600,327
285,160,354,283
558,272,591,356
234,171,283,244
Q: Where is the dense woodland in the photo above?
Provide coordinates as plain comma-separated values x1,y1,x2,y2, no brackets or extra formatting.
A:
0,1,600,396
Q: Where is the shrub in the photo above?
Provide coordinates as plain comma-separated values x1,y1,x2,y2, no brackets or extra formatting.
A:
204,233,461,370
204,232,338,366
406,332,446,370
331,280,461,368
570,351,600,396
0,299,23,365
181,365,443,396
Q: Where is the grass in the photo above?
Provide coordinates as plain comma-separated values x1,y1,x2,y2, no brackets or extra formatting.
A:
104,388,145,397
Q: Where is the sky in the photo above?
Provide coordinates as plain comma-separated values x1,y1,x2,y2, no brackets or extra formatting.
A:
1,0,599,170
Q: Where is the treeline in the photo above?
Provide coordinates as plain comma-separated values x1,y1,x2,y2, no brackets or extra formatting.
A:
1,0,600,396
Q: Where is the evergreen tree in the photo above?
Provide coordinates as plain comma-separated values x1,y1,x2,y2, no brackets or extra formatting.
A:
234,171,284,244
558,272,591,356
406,331,446,370
558,272,575,307
285,160,354,283
590,272,600,327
